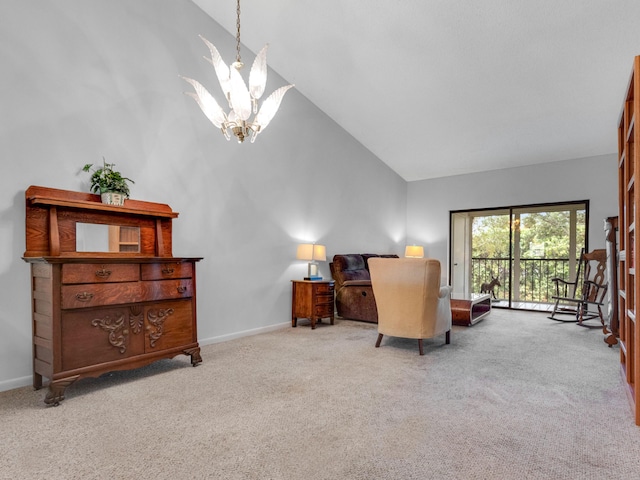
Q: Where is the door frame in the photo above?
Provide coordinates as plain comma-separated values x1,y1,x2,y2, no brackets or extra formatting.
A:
449,200,589,309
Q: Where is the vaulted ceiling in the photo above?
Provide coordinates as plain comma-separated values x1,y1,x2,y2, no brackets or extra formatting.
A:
191,0,640,181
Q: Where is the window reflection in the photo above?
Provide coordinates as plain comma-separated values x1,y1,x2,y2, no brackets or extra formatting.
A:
76,223,140,253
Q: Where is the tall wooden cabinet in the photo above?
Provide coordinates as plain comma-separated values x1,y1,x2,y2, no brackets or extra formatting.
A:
617,56,640,424
23,186,203,405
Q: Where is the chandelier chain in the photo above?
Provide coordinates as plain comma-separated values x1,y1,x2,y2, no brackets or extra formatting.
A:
235,0,242,64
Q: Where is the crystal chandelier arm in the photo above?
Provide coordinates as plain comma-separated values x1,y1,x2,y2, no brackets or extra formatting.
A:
229,67,252,121
249,44,269,103
199,35,231,98
254,84,294,130
180,76,228,129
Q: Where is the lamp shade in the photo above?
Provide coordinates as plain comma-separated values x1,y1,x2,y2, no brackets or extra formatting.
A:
296,243,326,261
404,245,424,258
312,244,326,262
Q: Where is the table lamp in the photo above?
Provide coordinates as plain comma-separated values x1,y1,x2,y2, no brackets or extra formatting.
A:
404,245,424,258
297,243,326,280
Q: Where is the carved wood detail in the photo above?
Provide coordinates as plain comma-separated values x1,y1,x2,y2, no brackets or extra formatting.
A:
129,305,144,335
146,308,174,347
91,313,128,353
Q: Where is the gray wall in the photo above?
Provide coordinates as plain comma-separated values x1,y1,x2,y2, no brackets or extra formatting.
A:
406,154,618,280
0,0,406,391
0,0,619,393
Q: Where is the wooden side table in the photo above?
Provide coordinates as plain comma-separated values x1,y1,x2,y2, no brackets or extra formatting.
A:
291,280,335,329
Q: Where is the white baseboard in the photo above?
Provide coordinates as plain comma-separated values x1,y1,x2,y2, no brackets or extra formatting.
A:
0,375,32,393
198,322,290,346
0,322,291,393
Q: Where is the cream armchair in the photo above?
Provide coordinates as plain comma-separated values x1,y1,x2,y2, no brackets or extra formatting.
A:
368,257,452,355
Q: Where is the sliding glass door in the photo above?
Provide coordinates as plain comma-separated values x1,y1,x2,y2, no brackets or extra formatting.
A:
450,201,588,311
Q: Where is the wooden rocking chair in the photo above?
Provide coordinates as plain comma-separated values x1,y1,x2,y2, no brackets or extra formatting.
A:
548,249,608,328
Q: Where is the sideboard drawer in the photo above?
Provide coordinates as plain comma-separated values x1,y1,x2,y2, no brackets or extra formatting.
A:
139,279,194,302
61,282,141,309
141,263,193,280
61,279,193,309
62,263,140,284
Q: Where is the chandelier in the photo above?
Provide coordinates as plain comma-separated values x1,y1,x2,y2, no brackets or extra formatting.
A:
181,0,294,143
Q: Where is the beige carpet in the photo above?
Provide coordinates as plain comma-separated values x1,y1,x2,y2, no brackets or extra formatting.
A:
1,309,639,479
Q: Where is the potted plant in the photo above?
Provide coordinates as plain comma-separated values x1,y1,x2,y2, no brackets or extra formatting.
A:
82,158,135,206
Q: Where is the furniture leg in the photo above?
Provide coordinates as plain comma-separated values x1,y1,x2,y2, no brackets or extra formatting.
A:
418,339,424,355
33,372,43,390
44,375,80,406
375,333,383,348
550,298,559,318
604,330,618,347
598,306,605,327
446,330,450,344
577,302,607,329
184,347,202,366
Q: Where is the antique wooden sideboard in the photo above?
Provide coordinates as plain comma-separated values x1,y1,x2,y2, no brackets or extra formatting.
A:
23,186,202,405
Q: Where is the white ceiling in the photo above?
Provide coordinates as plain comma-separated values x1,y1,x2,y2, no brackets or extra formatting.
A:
191,0,640,181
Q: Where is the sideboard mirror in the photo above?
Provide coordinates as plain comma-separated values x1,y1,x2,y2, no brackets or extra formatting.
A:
76,223,140,253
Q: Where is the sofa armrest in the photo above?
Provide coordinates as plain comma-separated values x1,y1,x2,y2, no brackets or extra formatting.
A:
342,280,373,287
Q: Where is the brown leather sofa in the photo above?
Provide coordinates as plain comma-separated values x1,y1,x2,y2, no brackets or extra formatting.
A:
329,253,399,323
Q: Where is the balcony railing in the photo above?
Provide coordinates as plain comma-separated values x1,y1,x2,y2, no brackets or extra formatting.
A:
471,257,571,304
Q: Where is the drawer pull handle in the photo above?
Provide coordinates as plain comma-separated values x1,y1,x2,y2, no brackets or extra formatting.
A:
162,267,175,275
76,292,94,302
95,268,112,278
177,286,187,294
